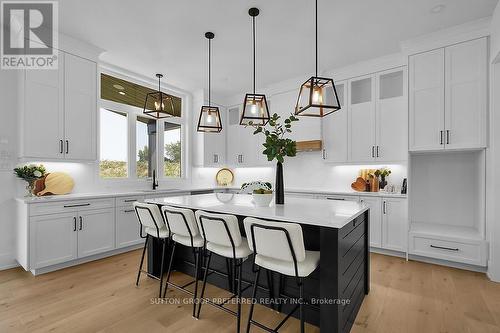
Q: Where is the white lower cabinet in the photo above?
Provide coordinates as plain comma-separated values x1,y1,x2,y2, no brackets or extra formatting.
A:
381,198,408,252
77,208,115,257
116,207,143,248
31,213,78,269
359,197,382,248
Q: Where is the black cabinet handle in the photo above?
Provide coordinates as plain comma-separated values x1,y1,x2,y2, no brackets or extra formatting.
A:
440,131,443,145
446,130,450,145
73,217,77,231
371,146,375,158
430,244,459,251
124,209,135,213
383,201,387,214
79,216,83,230
64,203,90,208
327,197,345,201
376,146,379,158
124,199,137,203
66,140,69,154
60,140,64,154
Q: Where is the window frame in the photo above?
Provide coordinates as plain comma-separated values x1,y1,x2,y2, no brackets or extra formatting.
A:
97,67,189,184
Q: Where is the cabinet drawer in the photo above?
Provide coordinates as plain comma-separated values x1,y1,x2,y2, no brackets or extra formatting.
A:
116,196,144,208
316,194,359,201
410,235,486,266
30,198,115,216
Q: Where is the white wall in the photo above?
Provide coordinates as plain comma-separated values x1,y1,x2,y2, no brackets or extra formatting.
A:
492,2,500,62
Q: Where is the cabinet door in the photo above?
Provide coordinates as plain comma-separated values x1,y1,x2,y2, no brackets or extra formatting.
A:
349,76,376,162
382,198,408,251
445,38,487,150
116,208,143,248
30,213,77,268
359,196,382,248
409,49,445,151
376,69,408,161
77,208,115,258
64,53,97,160
23,55,64,159
322,81,348,162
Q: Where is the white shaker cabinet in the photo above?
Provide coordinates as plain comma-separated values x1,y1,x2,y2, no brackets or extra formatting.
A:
359,196,382,248
20,51,97,161
381,198,408,252
409,38,487,151
30,213,78,269
322,81,348,162
77,208,115,257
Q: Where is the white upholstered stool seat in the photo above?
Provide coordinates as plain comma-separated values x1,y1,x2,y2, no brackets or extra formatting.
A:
207,238,253,259
255,250,320,277
172,234,205,248
145,226,170,239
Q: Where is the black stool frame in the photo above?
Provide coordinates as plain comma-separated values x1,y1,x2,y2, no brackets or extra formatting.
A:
134,205,171,298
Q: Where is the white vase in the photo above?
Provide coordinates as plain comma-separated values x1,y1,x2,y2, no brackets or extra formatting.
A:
252,193,273,207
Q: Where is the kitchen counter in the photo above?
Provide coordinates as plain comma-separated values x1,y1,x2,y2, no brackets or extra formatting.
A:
146,193,369,229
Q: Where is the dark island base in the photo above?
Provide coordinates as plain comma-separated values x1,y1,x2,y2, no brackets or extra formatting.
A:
148,211,369,333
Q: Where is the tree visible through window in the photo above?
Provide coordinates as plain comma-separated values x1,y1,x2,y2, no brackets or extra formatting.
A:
99,109,128,178
164,122,181,177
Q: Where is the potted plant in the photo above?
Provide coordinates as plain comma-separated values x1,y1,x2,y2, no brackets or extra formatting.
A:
252,186,274,207
376,168,391,190
14,164,47,197
249,113,299,204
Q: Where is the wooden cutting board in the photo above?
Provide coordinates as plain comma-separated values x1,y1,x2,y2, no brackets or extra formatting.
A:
351,177,366,192
36,172,75,196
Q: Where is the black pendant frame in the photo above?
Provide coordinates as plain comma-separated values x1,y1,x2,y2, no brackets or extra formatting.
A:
197,106,222,133
143,74,175,119
295,76,341,117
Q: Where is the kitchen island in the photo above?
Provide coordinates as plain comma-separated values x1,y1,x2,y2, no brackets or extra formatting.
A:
145,193,369,333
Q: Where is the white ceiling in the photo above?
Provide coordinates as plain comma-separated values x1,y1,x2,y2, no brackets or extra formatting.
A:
59,0,498,98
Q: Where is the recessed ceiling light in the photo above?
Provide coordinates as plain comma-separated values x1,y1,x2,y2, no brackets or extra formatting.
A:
118,91,126,95
113,84,124,90
430,4,445,13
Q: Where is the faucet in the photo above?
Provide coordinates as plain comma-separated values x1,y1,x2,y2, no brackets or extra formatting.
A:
152,169,158,190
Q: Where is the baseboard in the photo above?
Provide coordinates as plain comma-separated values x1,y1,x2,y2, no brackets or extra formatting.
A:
370,247,406,258
0,252,18,271
408,254,487,273
29,244,143,276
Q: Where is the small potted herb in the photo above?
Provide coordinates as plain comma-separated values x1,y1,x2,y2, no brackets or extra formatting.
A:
375,168,391,190
252,185,273,207
14,164,47,197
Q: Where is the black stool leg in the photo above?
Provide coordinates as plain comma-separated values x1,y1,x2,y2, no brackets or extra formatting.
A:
299,277,304,333
226,258,233,291
266,270,275,310
196,251,212,318
192,248,200,318
246,267,261,333
236,259,242,333
162,242,176,298
158,239,167,298
136,235,149,286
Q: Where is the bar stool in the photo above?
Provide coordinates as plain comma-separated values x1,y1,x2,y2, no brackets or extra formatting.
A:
133,202,170,298
243,217,320,333
195,210,253,333
161,205,205,318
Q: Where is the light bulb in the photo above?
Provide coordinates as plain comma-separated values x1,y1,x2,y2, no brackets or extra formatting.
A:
312,88,323,104
250,102,258,115
154,101,165,111
206,113,214,124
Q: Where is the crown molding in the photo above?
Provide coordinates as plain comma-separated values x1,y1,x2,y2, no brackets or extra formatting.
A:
401,16,492,55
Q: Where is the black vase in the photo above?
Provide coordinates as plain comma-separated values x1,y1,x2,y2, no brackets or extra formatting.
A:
275,161,284,204
379,176,387,190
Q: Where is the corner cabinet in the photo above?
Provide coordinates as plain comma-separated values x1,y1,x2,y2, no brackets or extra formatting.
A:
20,51,97,161
321,81,348,162
409,38,487,151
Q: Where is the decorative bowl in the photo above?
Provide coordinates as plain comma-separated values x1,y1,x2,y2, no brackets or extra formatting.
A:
252,193,273,207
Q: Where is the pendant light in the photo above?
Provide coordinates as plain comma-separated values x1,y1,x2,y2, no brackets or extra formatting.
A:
143,73,175,118
197,32,223,133
240,7,270,126
295,0,341,117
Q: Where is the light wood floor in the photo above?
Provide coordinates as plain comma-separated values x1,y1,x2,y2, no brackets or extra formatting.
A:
1,251,500,333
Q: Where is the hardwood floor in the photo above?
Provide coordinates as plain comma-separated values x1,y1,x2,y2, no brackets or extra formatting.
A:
1,251,499,333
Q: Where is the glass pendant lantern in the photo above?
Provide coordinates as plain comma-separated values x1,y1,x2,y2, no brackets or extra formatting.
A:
295,0,341,117
197,32,222,133
240,7,270,126
143,73,175,118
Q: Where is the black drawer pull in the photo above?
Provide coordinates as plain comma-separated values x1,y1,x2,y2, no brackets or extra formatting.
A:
64,203,91,208
430,244,459,251
124,209,135,213
327,197,345,201
124,199,138,203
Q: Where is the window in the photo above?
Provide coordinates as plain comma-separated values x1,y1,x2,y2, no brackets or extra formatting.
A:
136,116,157,178
99,109,128,178
164,122,181,178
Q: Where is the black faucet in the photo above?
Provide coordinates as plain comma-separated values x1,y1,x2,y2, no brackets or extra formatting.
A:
152,169,158,190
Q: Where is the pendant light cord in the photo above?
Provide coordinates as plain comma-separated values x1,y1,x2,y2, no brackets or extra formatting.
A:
208,37,211,106
315,0,318,77
253,15,256,95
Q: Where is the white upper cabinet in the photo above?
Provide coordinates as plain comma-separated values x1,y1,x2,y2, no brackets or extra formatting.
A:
376,68,408,161
409,38,487,152
20,51,97,161
321,81,348,162
349,75,377,162
64,53,97,160
444,38,487,150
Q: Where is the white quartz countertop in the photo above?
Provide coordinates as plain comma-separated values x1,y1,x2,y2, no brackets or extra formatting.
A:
145,193,369,229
